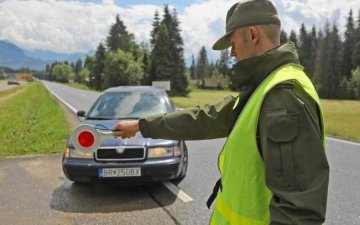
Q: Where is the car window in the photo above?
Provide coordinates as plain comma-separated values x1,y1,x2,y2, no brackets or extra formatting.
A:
87,91,172,119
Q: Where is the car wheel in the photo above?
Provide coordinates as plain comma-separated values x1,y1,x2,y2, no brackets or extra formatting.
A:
173,143,188,181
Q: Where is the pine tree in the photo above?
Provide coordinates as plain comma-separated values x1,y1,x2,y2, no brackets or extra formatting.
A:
289,30,298,47
106,15,133,52
280,30,288,44
298,24,312,77
149,5,188,95
167,7,188,95
74,59,82,83
197,46,209,79
343,9,356,78
352,9,360,69
217,48,231,77
45,64,50,80
308,25,318,77
315,22,330,97
94,42,106,90
150,10,160,47
150,23,172,82
140,42,151,85
328,25,343,98
315,22,343,98
190,55,196,79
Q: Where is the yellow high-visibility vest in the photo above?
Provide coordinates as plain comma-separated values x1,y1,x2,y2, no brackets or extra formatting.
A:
210,64,325,225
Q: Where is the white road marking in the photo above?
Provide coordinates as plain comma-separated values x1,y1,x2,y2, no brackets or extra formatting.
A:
42,81,77,114
326,137,360,146
162,181,193,203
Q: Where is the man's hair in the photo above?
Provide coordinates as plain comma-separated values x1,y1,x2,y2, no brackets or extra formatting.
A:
236,24,280,45
258,24,280,44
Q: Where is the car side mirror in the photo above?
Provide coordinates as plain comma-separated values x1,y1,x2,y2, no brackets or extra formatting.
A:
77,110,86,117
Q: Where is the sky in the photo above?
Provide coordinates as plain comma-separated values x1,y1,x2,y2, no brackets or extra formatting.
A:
0,0,359,62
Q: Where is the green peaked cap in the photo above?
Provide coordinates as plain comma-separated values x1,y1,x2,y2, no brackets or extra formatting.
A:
212,0,281,50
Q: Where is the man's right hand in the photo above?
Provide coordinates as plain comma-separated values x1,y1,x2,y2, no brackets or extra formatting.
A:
112,120,140,138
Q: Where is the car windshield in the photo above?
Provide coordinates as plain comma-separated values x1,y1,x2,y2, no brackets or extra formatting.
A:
87,91,172,119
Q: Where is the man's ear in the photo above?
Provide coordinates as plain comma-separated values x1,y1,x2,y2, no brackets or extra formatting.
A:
249,26,259,44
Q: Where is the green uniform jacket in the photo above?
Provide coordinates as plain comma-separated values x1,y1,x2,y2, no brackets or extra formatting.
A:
139,43,329,225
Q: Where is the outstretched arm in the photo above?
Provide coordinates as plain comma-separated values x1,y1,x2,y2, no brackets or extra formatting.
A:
113,95,236,140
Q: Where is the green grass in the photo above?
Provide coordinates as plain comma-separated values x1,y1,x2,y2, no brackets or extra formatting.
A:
172,88,360,142
0,82,71,157
65,82,99,92
172,88,237,108
321,99,360,142
0,85,23,98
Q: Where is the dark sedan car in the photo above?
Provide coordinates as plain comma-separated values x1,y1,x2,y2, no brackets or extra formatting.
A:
7,80,20,85
62,86,188,185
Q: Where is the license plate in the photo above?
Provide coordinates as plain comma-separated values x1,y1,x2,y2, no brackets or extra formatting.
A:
99,167,141,178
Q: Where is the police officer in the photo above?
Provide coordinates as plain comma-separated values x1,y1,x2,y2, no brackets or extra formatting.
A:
113,1,329,224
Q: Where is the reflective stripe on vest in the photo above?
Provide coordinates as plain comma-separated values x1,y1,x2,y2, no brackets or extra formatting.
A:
210,64,325,225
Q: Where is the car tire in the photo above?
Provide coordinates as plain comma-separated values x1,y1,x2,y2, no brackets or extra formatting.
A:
173,142,188,181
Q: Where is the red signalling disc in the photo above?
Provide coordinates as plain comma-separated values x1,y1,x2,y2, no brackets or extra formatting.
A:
78,131,95,148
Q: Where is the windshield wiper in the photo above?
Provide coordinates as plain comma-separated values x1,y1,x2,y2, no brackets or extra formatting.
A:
86,117,113,120
116,117,140,120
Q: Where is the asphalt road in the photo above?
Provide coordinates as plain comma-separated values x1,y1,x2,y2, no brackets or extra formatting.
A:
0,81,359,225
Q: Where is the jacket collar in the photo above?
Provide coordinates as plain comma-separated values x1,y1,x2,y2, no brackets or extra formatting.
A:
230,42,300,90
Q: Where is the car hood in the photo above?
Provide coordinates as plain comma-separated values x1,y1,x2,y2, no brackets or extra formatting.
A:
69,119,176,147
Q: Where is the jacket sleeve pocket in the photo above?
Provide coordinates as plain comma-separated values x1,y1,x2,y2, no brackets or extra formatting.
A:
267,114,298,142
267,113,299,188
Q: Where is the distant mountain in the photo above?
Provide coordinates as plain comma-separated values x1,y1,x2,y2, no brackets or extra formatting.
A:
23,49,95,63
0,40,94,70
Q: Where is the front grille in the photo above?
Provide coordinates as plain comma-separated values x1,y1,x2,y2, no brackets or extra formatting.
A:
95,146,145,161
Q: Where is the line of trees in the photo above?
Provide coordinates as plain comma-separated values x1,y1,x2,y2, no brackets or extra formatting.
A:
44,60,82,83
189,47,232,89
188,9,360,99
43,7,360,99
282,9,360,99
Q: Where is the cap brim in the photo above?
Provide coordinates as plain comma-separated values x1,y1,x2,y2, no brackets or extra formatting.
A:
212,32,232,50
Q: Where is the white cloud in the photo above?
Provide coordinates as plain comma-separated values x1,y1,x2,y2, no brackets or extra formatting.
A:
0,0,359,62
0,0,161,53
179,0,238,61
275,0,360,33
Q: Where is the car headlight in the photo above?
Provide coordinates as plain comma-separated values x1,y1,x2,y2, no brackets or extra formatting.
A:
66,147,93,159
148,147,174,158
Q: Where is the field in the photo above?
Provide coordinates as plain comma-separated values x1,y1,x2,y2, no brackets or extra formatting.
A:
0,81,71,157
172,88,237,108
172,88,360,142
321,99,360,142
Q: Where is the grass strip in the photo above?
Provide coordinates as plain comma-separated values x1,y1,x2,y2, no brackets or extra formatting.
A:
0,82,71,157
172,88,237,108
65,82,99,92
321,99,360,142
0,85,24,98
